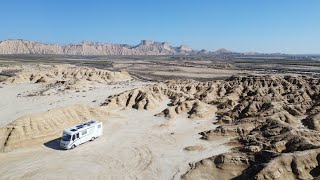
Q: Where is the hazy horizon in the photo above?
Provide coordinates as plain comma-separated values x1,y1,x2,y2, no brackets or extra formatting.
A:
1,0,319,54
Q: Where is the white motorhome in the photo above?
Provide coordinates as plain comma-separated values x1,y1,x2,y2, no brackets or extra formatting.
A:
60,120,103,149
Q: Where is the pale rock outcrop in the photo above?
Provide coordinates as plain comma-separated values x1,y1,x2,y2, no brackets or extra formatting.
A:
0,105,112,152
102,75,320,179
1,64,132,95
0,39,201,55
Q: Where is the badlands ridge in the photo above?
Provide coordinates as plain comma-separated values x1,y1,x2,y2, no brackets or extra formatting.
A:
0,39,213,55
105,75,320,179
1,64,320,179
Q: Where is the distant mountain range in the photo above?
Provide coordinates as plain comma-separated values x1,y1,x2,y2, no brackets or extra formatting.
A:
0,39,239,56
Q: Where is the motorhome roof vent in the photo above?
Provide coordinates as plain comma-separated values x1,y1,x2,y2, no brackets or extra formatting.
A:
76,125,84,129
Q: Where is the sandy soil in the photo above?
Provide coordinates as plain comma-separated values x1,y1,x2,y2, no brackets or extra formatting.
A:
0,102,230,180
0,68,230,179
1,56,320,179
0,81,148,127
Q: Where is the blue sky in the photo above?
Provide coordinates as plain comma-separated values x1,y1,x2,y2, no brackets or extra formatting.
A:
0,0,319,54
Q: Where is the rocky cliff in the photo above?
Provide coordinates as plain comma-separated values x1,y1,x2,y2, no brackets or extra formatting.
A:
0,39,204,55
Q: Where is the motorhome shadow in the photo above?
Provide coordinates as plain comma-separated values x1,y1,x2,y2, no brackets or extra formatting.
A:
44,138,63,150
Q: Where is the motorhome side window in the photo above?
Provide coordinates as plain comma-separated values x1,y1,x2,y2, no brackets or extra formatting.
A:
72,135,75,141
82,130,87,135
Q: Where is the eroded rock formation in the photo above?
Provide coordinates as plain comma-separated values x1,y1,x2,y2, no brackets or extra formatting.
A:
0,105,112,152
0,39,201,55
103,75,320,179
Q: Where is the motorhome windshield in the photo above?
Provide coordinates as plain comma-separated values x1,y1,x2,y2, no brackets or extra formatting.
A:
62,133,71,141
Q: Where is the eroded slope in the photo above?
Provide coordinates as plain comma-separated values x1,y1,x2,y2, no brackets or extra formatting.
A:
103,75,320,179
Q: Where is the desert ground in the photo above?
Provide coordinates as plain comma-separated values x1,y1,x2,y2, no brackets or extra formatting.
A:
1,55,320,179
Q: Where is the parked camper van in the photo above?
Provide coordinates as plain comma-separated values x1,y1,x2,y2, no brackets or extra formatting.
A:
60,120,103,149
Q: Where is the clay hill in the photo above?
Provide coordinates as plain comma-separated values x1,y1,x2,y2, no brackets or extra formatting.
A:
0,64,131,94
0,64,132,152
102,76,320,179
2,71,320,179
0,39,204,55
